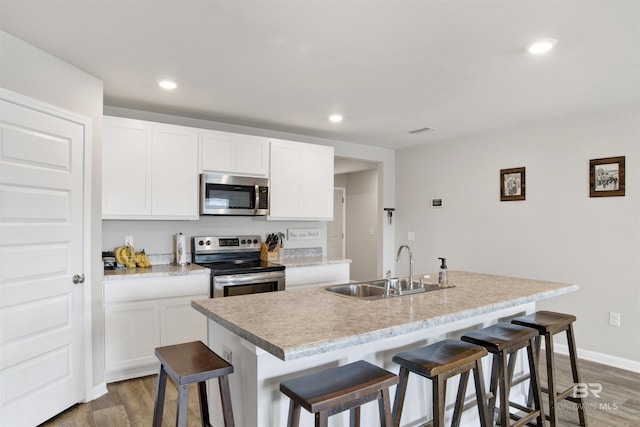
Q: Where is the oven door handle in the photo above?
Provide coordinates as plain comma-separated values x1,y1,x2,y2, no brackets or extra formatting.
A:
214,271,284,285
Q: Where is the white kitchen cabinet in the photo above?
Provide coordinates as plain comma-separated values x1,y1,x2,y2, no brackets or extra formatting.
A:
285,262,350,289
104,300,160,378
103,273,208,382
200,130,269,177
269,139,334,220
102,116,199,219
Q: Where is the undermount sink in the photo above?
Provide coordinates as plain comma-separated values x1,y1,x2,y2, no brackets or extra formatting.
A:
323,283,388,300
324,277,453,301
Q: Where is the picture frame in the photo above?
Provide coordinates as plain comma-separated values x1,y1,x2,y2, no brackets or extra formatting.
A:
590,156,625,197
500,167,525,201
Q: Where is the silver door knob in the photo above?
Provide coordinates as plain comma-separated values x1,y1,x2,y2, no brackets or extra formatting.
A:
73,274,85,284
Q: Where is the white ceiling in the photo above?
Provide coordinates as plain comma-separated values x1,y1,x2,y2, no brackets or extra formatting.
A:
1,1,638,149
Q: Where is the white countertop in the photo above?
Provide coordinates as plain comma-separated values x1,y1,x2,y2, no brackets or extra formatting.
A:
192,271,578,361
103,263,210,281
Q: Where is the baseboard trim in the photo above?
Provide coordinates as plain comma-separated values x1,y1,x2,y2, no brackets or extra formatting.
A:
89,382,108,401
552,343,640,374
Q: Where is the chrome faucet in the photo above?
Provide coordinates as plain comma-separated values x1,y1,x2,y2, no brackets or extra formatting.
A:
396,244,414,290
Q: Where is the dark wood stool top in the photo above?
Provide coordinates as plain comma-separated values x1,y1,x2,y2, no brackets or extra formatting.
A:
155,341,233,385
461,323,538,353
280,360,398,414
153,341,235,427
511,311,576,335
392,339,488,378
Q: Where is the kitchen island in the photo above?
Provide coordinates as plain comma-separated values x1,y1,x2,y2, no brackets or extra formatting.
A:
192,271,578,426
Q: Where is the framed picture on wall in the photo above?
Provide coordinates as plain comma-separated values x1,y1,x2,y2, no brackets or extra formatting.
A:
590,156,625,197
500,167,525,201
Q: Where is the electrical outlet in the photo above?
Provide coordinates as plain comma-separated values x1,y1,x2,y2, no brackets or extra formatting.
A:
124,235,133,247
609,312,621,327
221,346,232,363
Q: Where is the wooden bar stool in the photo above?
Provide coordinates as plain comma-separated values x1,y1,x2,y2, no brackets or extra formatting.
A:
279,360,398,427
152,341,235,427
512,311,588,426
461,323,544,427
392,339,491,427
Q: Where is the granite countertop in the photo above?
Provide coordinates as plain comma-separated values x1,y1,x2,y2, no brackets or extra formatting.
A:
279,257,352,268
192,271,578,361
103,263,210,281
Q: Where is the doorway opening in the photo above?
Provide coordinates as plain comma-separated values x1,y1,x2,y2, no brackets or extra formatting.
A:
332,157,381,281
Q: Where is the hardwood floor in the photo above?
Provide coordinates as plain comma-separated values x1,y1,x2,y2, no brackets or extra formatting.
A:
39,353,639,426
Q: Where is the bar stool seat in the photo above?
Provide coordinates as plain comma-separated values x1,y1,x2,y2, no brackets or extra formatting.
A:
153,341,235,427
392,339,490,427
462,323,544,427
280,360,398,427
512,311,588,426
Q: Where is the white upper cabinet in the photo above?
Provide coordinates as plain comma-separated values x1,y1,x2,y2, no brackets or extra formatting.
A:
102,116,199,220
269,139,334,220
200,130,269,177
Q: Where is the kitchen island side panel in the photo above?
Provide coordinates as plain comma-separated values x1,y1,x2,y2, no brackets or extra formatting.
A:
204,302,536,427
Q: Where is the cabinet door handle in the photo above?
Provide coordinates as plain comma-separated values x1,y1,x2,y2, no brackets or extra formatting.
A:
73,274,85,284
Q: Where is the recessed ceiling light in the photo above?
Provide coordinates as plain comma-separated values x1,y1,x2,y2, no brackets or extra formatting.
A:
527,38,558,55
158,80,177,90
329,114,343,123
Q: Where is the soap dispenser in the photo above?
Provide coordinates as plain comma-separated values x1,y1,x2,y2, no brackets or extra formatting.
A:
438,257,448,288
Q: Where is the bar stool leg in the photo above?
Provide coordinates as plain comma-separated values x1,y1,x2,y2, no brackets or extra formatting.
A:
197,381,210,427
349,406,361,426
287,401,301,427
379,388,393,427
217,375,235,426
544,330,558,426
153,366,168,427
526,338,545,426
433,375,446,427
498,350,511,427
315,411,329,427
392,366,410,427
487,353,500,426
451,370,470,426
472,359,490,427
176,384,189,427
567,323,588,426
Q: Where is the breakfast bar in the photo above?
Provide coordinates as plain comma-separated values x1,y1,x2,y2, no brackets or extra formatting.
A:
192,271,578,426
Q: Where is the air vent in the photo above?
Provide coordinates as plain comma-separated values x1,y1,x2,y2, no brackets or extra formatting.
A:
408,126,435,134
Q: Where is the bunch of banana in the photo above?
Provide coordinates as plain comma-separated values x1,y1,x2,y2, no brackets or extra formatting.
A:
114,245,136,268
135,249,152,268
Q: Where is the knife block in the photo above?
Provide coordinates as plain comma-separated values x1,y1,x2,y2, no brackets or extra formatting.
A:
260,243,280,262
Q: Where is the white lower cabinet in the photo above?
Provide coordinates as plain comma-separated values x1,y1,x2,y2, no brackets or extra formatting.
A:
104,274,208,382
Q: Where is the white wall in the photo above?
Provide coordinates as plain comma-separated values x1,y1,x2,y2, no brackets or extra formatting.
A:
102,216,326,257
343,169,379,281
0,31,106,392
395,104,640,367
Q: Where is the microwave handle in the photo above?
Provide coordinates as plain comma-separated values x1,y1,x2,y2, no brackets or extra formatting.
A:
254,184,260,214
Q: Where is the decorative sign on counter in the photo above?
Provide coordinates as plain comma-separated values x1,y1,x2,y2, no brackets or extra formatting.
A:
287,228,322,241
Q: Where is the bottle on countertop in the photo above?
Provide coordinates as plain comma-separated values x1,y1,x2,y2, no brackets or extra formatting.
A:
438,257,448,288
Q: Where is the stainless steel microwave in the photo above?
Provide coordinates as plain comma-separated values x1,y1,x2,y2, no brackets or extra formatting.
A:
200,173,269,216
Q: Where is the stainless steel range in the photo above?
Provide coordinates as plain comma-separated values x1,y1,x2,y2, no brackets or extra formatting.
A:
191,235,285,298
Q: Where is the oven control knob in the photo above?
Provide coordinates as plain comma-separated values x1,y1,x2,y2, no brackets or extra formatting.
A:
199,240,204,246
253,239,258,244
206,240,211,246
241,239,246,245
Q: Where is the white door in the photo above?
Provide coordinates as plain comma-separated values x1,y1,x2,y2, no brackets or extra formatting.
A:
327,188,345,259
0,91,88,426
